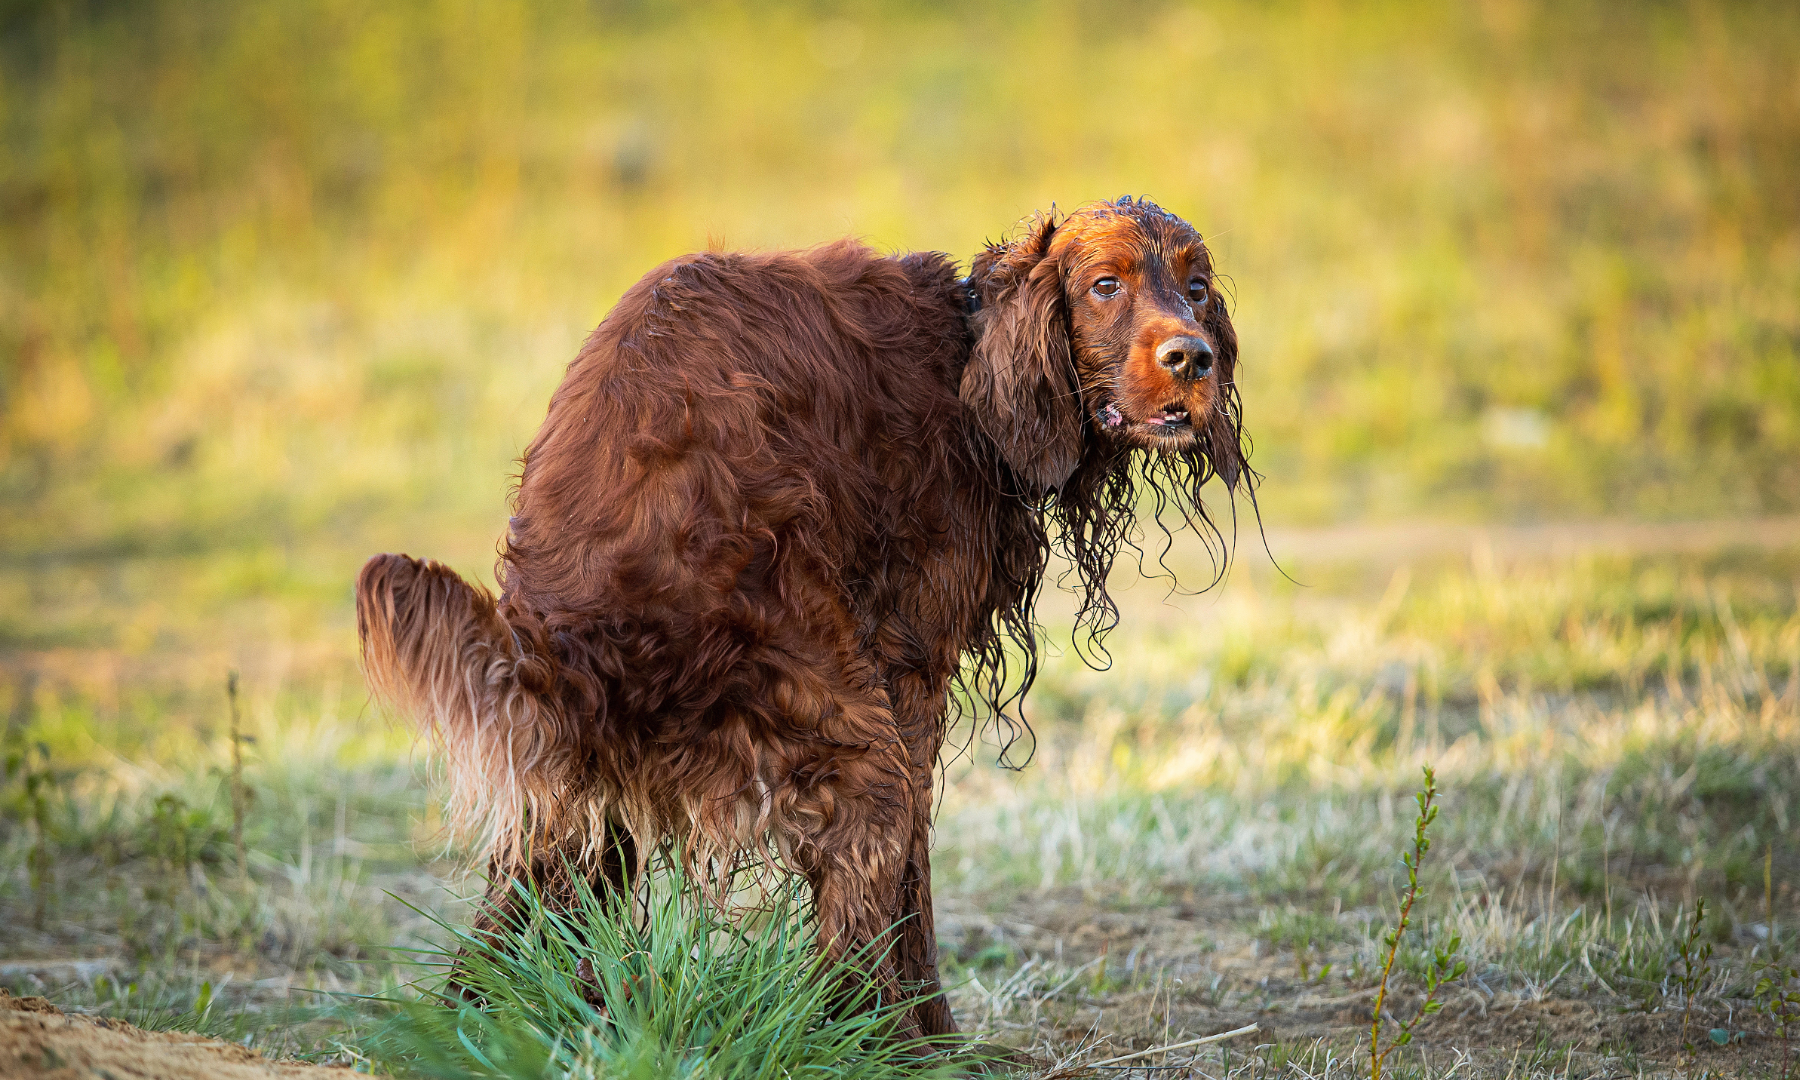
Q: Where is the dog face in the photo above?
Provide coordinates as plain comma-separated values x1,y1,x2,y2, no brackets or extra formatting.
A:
1054,200,1232,454
962,196,1242,490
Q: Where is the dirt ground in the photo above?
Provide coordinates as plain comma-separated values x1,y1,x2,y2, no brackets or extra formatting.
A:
0,991,349,1080
940,890,1789,1078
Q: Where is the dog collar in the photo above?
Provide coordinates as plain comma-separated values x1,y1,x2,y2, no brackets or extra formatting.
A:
958,276,981,316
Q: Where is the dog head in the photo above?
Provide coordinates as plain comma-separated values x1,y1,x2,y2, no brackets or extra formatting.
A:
963,196,1243,492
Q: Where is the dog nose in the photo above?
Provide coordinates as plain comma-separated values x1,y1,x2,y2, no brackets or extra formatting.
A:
1154,335,1213,381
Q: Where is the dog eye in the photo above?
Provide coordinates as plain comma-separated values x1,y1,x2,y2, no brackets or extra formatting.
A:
1188,279,1209,305
1092,277,1122,297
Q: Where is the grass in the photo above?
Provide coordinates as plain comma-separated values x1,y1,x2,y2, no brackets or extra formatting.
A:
3,7,1799,1071
2,0,1798,599
1,542,1796,1076
356,863,965,1080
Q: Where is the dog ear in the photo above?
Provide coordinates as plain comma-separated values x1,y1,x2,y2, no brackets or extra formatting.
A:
1200,286,1247,491
961,215,1083,491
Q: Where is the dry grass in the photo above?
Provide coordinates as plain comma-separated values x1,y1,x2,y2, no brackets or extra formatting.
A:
2,538,1796,1076
3,5,1799,1072
915,543,1800,1077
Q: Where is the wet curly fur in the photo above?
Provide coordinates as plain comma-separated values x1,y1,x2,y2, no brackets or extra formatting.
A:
355,196,1251,1039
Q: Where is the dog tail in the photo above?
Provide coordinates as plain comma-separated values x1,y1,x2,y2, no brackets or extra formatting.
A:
355,552,581,868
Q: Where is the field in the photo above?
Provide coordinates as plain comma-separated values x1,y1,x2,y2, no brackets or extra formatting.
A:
4,531,1799,1077
3,0,1800,1076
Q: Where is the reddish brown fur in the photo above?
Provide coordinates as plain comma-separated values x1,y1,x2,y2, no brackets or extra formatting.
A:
355,197,1250,1040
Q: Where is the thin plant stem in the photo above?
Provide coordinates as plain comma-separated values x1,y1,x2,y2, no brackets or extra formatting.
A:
228,670,247,883
1371,764,1465,1080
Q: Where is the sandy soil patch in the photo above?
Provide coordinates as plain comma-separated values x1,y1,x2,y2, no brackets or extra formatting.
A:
0,990,346,1080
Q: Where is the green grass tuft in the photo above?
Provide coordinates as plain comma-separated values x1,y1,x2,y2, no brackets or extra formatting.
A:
356,861,968,1080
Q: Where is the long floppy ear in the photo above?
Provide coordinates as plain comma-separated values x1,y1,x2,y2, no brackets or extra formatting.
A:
961,214,1083,490
1198,277,1248,491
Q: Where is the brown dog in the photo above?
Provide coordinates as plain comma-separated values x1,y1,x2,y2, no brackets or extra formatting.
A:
356,196,1249,1039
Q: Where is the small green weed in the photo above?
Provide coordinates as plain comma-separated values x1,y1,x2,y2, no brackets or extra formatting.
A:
1673,898,1715,1062
227,670,252,881
1258,907,1343,982
1755,848,1800,1080
143,792,230,876
1369,765,1466,1080
1756,961,1800,1080
3,740,61,922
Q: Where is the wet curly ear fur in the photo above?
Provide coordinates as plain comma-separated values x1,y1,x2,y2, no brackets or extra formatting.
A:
961,214,1082,490
1199,282,1246,492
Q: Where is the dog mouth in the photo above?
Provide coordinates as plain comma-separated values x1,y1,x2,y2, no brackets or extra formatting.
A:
1143,403,1192,429
1096,401,1195,435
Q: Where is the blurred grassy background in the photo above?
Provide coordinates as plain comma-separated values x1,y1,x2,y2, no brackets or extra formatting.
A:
5,0,1799,560
2,7,1798,1066
3,0,1798,759
0,0,1795,744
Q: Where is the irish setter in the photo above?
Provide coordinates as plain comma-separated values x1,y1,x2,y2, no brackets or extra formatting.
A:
356,196,1249,1040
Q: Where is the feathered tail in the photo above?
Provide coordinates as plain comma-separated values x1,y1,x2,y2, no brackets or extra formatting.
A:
355,553,584,869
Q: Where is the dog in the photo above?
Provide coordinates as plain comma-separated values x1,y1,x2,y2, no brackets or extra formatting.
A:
355,195,1249,1039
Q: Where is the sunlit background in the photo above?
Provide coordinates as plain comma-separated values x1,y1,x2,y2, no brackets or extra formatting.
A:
6,1,1798,665
2,3,1798,1070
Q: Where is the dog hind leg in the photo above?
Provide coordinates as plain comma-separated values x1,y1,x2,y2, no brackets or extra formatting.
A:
776,735,922,1041
449,817,637,1002
896,811,955,1039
